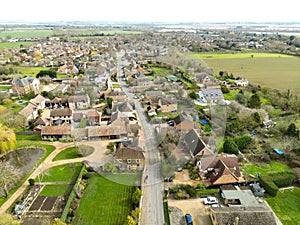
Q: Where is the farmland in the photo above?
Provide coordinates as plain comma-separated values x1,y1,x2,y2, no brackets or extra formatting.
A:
72,174,136,225
187,52,300,92
267,187,300,225
0,41,35,50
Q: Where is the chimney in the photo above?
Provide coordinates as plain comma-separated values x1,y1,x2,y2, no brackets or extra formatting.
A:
235,217,239,225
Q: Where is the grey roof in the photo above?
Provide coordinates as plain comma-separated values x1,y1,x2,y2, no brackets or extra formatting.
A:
184,129,206,156
112,102,133,113
211,206,277,225
221,190,259,207
201,89,224,99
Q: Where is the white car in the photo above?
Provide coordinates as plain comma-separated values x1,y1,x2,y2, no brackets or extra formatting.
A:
204,197,218,205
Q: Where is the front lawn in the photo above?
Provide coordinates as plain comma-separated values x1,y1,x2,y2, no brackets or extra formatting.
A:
39,184,72,197
243,161,293,177
72,174,135,225
267,187,300,225
52,147,79,161
37,163,82,183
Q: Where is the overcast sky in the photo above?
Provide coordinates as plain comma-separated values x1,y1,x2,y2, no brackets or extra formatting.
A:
1,0,299,23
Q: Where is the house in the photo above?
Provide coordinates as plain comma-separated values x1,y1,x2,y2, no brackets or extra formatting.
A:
19,103,38,121
68,94,90,110
136,77,152,86
87,110,101,126
12,76,40,95
45,97,68,109
158,98,177,113
220,187,259,207
166,75,178,82
110,110,129,126
29,94,46,110
72,112,84,123
112,101,135,118
173,113,194,132
184,129,210,157
234,78,249,87
145,90,164,100
196,88,225,106
105,90,127,102
210,206,277,225
199,154,244,185
114,145,145,171
41,125,71,141
194,73,212,83
50,108,72,125
262,120,276,129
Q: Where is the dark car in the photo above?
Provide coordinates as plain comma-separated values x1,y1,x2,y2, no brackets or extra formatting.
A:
185,214,193,225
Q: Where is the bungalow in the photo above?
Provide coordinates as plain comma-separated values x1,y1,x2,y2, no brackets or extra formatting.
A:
114,145,145,171
41,125,71,141
68,94,90,110
173,113,194,132
199,154,244,185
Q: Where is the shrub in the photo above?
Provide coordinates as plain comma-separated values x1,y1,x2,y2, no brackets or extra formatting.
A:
270,172,295,188
258,176,279,197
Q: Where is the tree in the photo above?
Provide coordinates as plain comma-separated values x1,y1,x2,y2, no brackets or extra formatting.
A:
188,91,198,100
0,123,16,154
104,162,117,173
252,112,262,125
223,138,239,155
51,218,66,225
0,213,19,225
132,188,142,207
248,93,261,109
107,97,113,109
234,93,247,105
123,215,135,225
221,85,230,94
131,207,141,223
0,161,21,197
285,123,299,138
234,136,253,150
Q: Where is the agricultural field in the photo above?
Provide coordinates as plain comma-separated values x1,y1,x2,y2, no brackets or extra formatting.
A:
267,187,300,225
0,29,53,39
72,174,136,225
0,41,35,50
187,52,300,92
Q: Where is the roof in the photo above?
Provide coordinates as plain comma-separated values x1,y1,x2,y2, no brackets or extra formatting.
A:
19,102,36,118
88,126,128,138
221,189,259,207
211,206,277,225
73,112,83,122
184,129,206,156
41,126,71,135
106,90,126,97
68,94,89,103
201,88,224,99
111,111,129,124
160,97,177,106
30,94,46,105
114,147,145,160
174,113,193,125
50,108,72,117
112,102,133,113
87,110,100,118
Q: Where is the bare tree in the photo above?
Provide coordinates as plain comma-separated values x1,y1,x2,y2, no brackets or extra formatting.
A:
0,161,21,198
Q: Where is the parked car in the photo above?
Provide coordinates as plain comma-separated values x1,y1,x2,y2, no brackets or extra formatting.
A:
204,197,218,205
185,214,193,225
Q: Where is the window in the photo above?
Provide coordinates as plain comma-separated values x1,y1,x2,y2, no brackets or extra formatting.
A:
127,159,131,163
136,159,140,163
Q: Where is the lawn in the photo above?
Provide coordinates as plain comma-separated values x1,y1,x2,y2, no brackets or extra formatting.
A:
151,67,172,76
16,134,42,141
223,89,240,100
0,42,35,50
53,147,79,161
72,174,135,225
39,184,72,197
187,52,300,92
266,187,300,225
37,163,82,183
243,161,293,177
0,85,11,90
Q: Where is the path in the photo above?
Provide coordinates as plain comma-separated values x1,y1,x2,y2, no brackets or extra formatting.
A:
0,140,107,214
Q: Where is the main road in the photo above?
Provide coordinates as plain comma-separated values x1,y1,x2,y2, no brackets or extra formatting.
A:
117,52,165,225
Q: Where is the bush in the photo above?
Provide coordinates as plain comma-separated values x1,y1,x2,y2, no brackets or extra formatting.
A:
258,176,279,197
271,172,295,188
234,135,253,150
28,178,35,186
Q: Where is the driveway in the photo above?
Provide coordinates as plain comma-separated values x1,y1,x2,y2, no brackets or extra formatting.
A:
168,198,212,225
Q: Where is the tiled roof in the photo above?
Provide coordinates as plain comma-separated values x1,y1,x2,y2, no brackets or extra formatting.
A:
41,125,71,135
50,108,72,117
114,147,144,160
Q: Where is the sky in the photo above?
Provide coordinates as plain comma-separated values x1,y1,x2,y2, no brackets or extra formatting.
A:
1,0,299,23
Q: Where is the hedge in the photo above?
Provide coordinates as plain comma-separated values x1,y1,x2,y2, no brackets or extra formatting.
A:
258,176,279,197
61,164,85,222
270,172,295,188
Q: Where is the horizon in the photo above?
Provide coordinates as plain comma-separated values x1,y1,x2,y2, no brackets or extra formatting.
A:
1,0,300,24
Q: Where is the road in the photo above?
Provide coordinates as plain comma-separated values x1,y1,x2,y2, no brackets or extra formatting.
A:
117,52,165,225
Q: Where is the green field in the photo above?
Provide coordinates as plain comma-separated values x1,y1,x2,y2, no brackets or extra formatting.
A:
0,85,11,90
267,187,300,225
0,29,53,39
72,174,135,225
53,147,79,161
40,184,72,196
243,161,293,177
151,67,171,76
0,42,35,50
37,163,82,183
187,52,300,92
